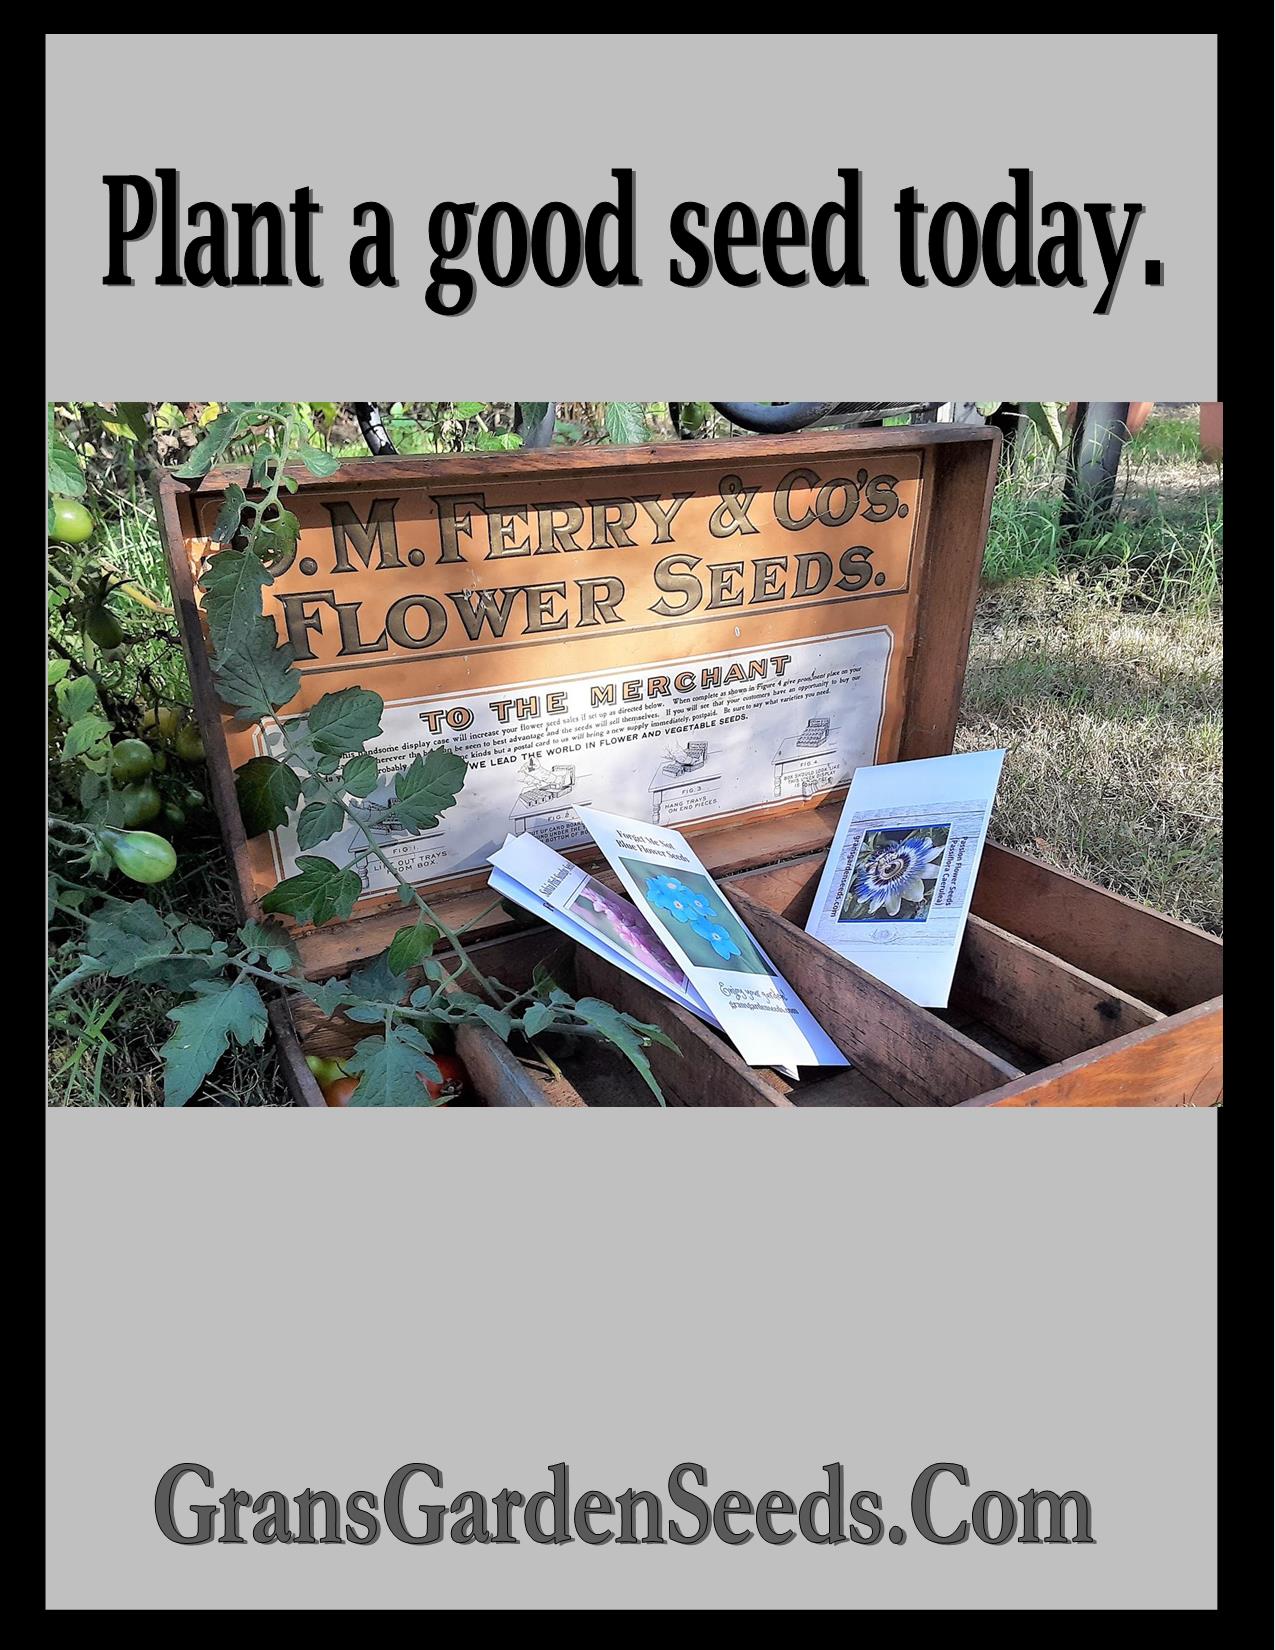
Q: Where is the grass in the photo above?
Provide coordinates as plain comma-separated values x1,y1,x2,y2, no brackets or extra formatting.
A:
957,406,1222,933
47,404,1222,1103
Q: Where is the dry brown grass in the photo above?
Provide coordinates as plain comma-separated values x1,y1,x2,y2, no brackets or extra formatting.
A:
957,408,1222,935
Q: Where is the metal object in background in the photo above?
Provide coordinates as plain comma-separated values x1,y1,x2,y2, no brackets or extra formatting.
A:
708,402,932,433
1059,402,1132,542
512,401,558,449
351,402,396,456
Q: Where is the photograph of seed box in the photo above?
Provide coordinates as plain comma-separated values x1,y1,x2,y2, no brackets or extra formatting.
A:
135,410,1221,1109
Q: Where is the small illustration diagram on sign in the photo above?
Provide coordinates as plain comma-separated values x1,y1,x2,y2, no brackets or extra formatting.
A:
510,752,592,848
773,716,842,801
649,741,720,825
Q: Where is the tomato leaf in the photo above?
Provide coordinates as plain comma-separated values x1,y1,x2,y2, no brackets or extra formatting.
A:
521,1001,556,1039
96,402,150,443
467,1002,514,1042
255,507,301,567
57,675,98,721
174,409,240,479
211,618,300,719
210,484,248,546
344,953,414,1021
295,976,352,1016
63,714,113,761
391,747,467,830
48,434,86,497
295,799,346,851
298,446,341,477
60,900,174,984
344,1025,441,1106
340,753,380,798
200,548,275,656
161,976,269,1105
571,997,675,1104
306,687,384,758
235,755,302,836
237,918,298,966
386,919,440,976
348,948,410,1002
261,856,362,926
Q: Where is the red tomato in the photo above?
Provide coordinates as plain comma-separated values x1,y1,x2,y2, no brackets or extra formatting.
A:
321,1075,359,1107
419,1053,468,1105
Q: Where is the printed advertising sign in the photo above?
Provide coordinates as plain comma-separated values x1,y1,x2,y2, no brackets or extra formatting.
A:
173,442,930,908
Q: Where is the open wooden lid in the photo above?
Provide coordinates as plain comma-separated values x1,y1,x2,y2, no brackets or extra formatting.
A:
158,425,1000,977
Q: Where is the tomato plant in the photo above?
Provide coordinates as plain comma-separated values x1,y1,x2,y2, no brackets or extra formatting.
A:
420,1053,468,1104
173,723,205,763
305,1054,348,1087
100,828,178,885
84,606,124,649
50,497,94,544
49,402,678,1108
119,779,163,826
109,739,155,782
141,705,182,745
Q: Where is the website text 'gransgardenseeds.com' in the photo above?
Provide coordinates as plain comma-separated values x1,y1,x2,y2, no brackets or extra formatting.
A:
156,1462,1095,1549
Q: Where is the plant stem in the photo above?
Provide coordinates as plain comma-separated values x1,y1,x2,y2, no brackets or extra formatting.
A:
262,712,503,1005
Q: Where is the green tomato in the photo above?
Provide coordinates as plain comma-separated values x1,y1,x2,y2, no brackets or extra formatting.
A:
174,723,205,763
109,738,155,783
161,800,187,832
140,706,181,746
305,1054,349,1088
100,828,177,885
119,779,163,826
85,607,124,650
50,497,94,545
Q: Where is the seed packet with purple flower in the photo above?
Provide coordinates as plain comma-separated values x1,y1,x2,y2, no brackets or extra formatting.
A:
805,749,1005,1007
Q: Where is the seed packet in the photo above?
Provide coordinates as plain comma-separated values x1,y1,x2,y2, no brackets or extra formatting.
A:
488,832,720,1028
573,807,847,1070
804,749,1006,1006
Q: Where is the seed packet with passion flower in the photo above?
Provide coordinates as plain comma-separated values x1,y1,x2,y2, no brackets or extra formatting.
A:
488,832,723,1030
572,807,847,1071
804,749,1005,1007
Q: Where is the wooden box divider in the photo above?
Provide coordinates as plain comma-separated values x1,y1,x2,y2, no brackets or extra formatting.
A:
275,834,1222,1110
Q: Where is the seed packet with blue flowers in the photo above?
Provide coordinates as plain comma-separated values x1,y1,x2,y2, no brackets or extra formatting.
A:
805,749,1006,1006
574,807,847,1070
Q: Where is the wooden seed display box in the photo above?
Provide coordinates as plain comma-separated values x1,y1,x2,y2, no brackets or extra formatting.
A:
159,428,1223,1109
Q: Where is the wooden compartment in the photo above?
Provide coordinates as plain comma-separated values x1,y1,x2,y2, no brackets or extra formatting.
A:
274,823,1222,1109
158,426,1222,1110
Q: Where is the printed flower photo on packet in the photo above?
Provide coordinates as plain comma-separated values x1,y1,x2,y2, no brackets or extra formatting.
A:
620,857,771,977
838,825,950,923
